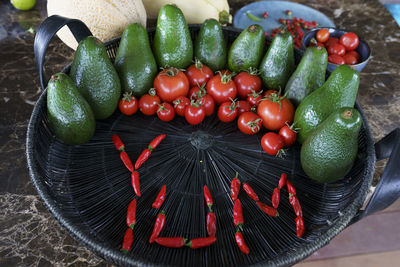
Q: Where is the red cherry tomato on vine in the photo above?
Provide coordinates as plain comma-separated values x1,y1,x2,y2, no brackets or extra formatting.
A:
206,71,237,105
340,32,359,51
328,54,345,65
236,100,252,116
257,90,294,131
237,112,263,135
279,124,297,147
186,60,214,87
316,28,330,43
327,43,346,56
234,70,262,99
173,96,190,117
261,132,285,156
188,83,207,100
157,102,175,122
185,101,206,125
247,90,263,107
139,89,161,116
217,99,238,123
198,94,215,116
154,67,189,103
119,93,138,116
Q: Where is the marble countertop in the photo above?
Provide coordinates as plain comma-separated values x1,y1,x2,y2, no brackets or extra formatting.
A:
0,0,399,265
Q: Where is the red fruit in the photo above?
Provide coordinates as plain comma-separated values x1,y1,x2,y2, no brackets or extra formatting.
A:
343,53,358,65
340,32,359,51
328,43,346,56
328,54,345,65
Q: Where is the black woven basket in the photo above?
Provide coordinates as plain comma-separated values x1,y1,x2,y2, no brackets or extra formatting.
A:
27,15,400,266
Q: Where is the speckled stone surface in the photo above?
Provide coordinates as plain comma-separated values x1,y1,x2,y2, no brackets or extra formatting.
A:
0,0,399,266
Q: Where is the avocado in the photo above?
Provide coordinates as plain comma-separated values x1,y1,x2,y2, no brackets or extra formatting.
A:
259,31,295,90
294,65,360,143
70,36,121,120
300,107,362,183
152,4,193,69
227,24,265,73
284,46,328,106
114,23,157,97
47,73,95,145
195,18,227,72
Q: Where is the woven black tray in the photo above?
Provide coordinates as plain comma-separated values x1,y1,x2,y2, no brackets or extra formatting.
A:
27,15,400,266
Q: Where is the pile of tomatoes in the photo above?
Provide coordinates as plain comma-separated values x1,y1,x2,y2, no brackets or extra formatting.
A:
118,60,297,156
310,28,361,65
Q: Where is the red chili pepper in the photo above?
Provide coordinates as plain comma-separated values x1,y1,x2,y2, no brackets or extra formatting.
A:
155,237,186,248
263,11,268,19
296,216,305,237
235,231,250,255
126,198,137,229
286,180,296,196
233,199,244,229
230,172,241,201
149,211,166,243
257,201,279,217
243,183,259,202
206,212,217,237
289,195,303,217
131,171,141,197
149,134,166,151
278,173,287,189
152,185,166,209
121,228,133,254
135,148,151,170
120,151,134,172
272,188,280,209
203,185,213,211
187,236,216,249
112,134,125,152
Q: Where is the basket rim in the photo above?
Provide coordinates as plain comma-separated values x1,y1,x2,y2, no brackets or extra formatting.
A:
26,24,376,267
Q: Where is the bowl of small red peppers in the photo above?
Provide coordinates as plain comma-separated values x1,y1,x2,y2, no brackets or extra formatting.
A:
302,27,371,72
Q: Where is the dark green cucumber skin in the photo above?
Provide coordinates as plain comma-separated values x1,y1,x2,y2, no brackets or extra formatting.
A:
300,107,362,183
70,36,121,120
284,46,328,106
47,73,95,145
294,65,360,144
115,23,157,97
195,18,227,72
259,31,295,90
227,24,265,73
152,4,193,69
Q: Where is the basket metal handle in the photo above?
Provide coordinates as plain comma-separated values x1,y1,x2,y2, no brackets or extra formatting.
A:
34,15,92,90
352,128,400,222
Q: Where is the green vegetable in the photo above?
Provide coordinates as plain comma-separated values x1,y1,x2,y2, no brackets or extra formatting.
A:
246,11,262,22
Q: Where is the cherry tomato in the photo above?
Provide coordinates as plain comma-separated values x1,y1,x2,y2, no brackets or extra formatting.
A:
173,96,190,117
119,93,138,116
257,90,294,131
343,53,358,65
327,43,346,56
347,50,361,62
316,28,330,43
247,90,263,107
218,99,238,123
328,54,345,65
261,132,285,156
234,70,262,99
325,37,339,48
186,60,214,87
340,32,359,51
157,102,175,122
237,112,263,135
139,89,161,116
188,84,206,100
206,71,237,105
185,101,206,125
154,67,189,103
279,124,297,147
237,100,252,116
198,94,215,116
